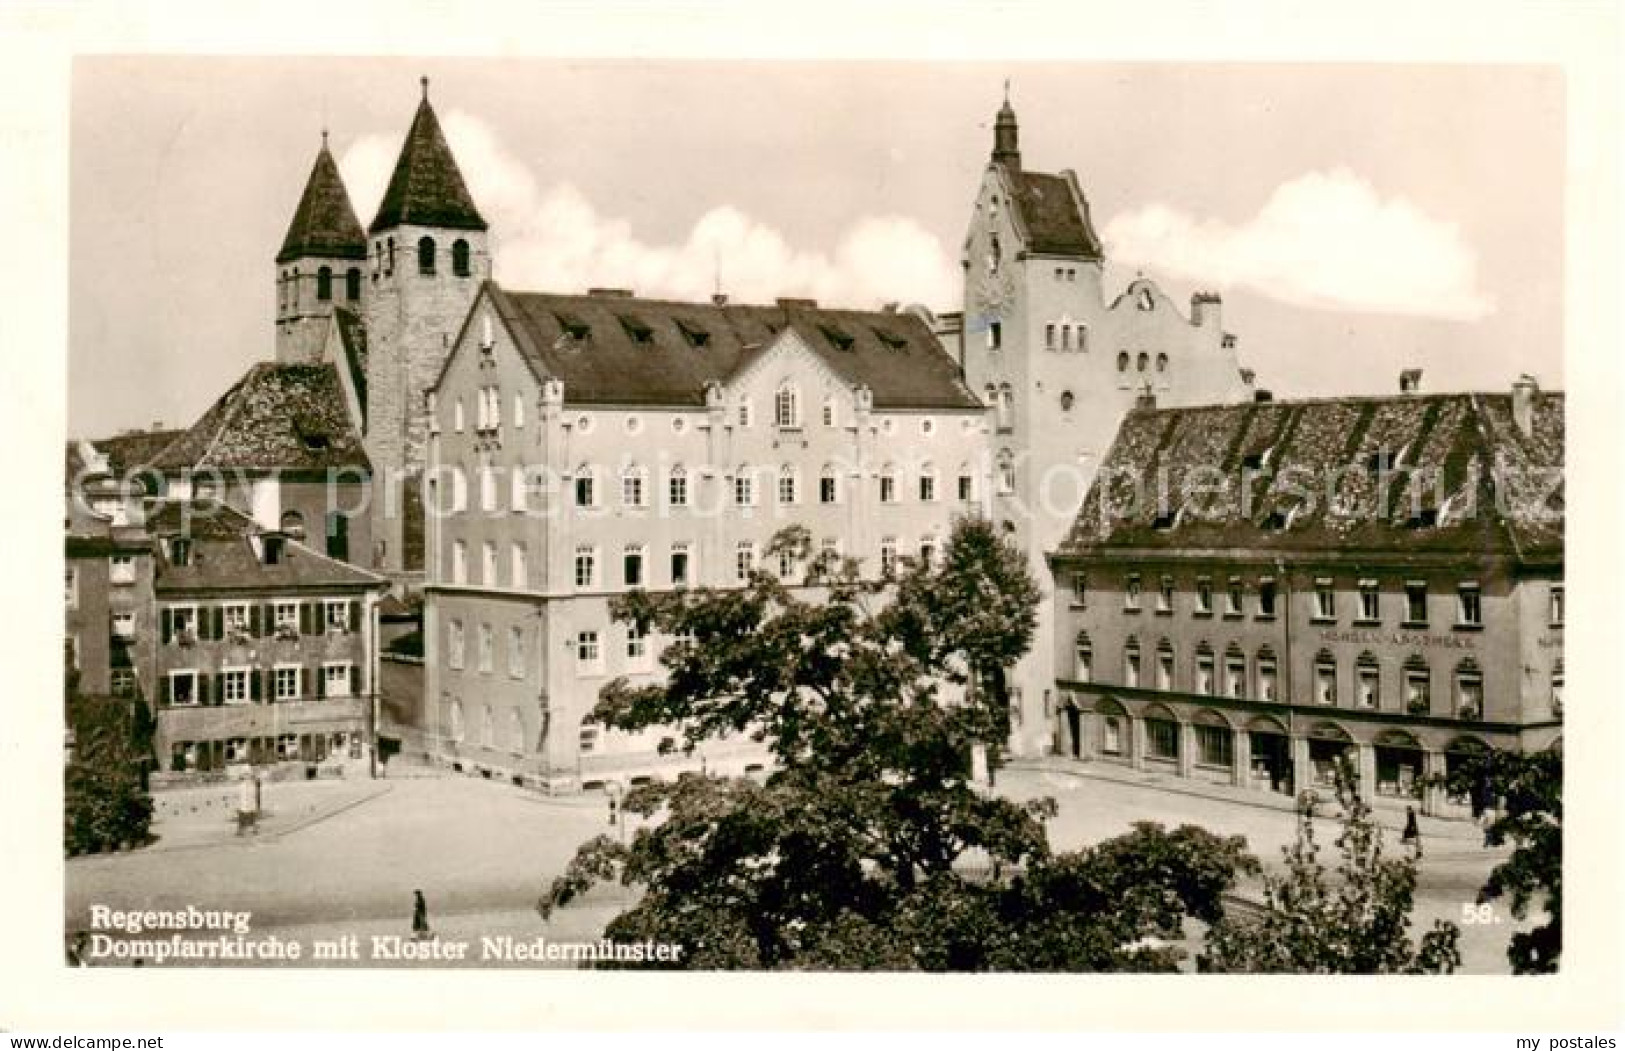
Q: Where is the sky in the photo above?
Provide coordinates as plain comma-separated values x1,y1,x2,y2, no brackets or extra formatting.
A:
68,58,1564,436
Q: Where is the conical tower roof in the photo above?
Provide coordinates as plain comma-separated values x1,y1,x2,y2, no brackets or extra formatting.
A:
369,79,487,234
276,137,368,263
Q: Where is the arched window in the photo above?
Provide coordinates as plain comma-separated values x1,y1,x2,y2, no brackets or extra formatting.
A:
918,462,937,502
1356,651,1380,708
452,238,471,278
879,463,897,504
1224,643,1247,698
1060,390,1075,412
998,384,1015,431
386,238,395,274
1137,352,1150,372
510,710,525,753
1076,324,1089,353
777,464,798,505
279,510,306,538
667,463,688,507
1123,636,1142,688
822,396,837,428
1454,658,1483,719
819,464,839,505
447,698,465,742
418,236,436,275
1403,654,1431,713
1073,632,1093,682
1156,638,1175,691
316,266,333,301
291,267,300,309
775,383,800,428
734,465,755,507
1156,352,1169,373
1194,643,1215,696
1117,352,1130,373
996,450,1016,495
481,704,494,748
621,464,647,508
345,267,361,301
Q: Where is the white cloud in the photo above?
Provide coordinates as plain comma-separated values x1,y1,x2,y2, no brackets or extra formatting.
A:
339,111,958,311
1103,169,1494,322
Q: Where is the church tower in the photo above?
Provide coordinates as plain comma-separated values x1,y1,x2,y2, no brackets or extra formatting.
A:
275,133,369,364
364,78,492,574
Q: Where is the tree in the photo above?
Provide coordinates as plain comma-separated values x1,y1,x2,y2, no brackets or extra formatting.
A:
1201,760,1461,974
540,518,1256,970
64,664,154,856
1428,747,1561,973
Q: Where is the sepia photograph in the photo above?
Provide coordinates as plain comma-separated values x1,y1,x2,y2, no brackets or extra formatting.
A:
6,1,1621,1037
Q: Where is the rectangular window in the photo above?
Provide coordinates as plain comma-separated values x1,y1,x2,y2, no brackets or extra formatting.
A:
222,668,249,705
1456,671,1483,718
111,611,136,638
1316,662,1337,705
1357,666,1379,709
511,543,527,589
919,475,936,502
1405,581,1429,625
1123,573,1141,611
958,472,974,502
576,630,603,675
508,626,525,679
988,320,1002,351
1195,577,1213,615
109,554,136,585
623,472,645,508
1257,579,1277,619
1102,716,1122,756
738,401,753,428
1071,573,1087,608
511,470,528,513
480,468,497,513
1156,650,1174,691
1123,648,1140,689
66,566,78,608
1195,654,1214,696
735,474,754,507
1225,578,1244,616
274,601,298,636
779,471,798,505
324,599,350,633
1549,584,1564,626
575,473,595,508
624,545,645,587
880,538,898,577
168,671,197,706
111,669,136,698
669,470,689,507
1195,725,1233,768
1146,720,1179,761
1314,579,1336,621
1157,575,1174,613
1357,580,1381,623
452,540,467,585
670,543,691,587
1258,658,1279,702
448,620,465,670
1457,583,1482,627
819,474,838,504
1225,656,1246,698
626,622,649,669
274,665,299,701
879,475,896,504
918,538,936,568
482,542,497,586
513,393,525,429
1405,670,1431,713
478,623,493,673
1045,323,1056,350
324,663,352,698
574,546,597,589
736,541,756,583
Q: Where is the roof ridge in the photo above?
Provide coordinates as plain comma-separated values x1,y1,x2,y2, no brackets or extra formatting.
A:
192,363,269,469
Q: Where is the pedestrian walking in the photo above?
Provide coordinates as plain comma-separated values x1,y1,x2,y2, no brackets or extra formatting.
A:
1401,805,1422,857
412,889,430,940
236,773,259,836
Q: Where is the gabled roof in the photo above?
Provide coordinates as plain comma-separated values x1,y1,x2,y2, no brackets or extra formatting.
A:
1058,391,1564,564
276,141,368,264
92,429,187,475
147,501,384,593
154,362,370,473
481,284,981,411
369,92,486,234
1002,168,1103,259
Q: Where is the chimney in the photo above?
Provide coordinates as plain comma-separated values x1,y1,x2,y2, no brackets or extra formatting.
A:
1191,291,1222,328
1254,389,1274,403
1399,369,1423,395
1512,374,1540,436
711,293,729,306
587,288,633,298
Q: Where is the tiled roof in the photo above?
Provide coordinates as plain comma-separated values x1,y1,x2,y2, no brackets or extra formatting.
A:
334,307,369,423
92,429,186,475
1007,170,1103,259
369,96,486,234
276,142,368,264
488,285,982,411
154,362,370,473
148,501,383,593
1058,391,1564,563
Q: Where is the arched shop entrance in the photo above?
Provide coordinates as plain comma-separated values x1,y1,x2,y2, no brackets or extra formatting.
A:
1247,715,1292,795
1372,729,1425,803
1058,695,1083,759
1095,698,1130,766
1306,722,1354,789
1442,736,1491,817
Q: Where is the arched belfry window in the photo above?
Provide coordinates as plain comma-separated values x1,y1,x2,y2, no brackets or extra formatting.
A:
316,266,333,302
345,267,361,301
385,238,395,275
452,239,471,278
418,236,436,275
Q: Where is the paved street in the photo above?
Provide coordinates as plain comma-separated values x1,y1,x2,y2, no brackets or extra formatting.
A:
66,763,1528,971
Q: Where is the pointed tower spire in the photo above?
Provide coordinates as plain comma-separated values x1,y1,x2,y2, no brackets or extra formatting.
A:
369,82,487,234
992,83,1021,170
277,136,367,264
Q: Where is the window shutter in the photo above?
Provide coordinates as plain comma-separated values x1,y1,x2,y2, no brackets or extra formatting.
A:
348,600,361,633
159,675,171,706
349,664,360,697
250,669,262,703
300,666,310,699
161,608,173,645
213,606,225,641
198,673,211,706
316,668,327,698
300,601,313,636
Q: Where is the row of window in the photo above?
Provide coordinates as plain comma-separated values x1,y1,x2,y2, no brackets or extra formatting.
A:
169,732,356,773
1043,322,1089,353
278,266,362,311
159,599,361,645
368,236,473,280
1079,574,1566,629
445,618,657,680
158,662,357,706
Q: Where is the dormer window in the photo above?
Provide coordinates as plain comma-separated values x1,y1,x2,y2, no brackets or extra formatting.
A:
873,327,907,351
677,320,711,348
302,432,330,452
259,534,285,566
619,315,655,345
169,537,192,566
820,325,854,352
556,314,591,342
